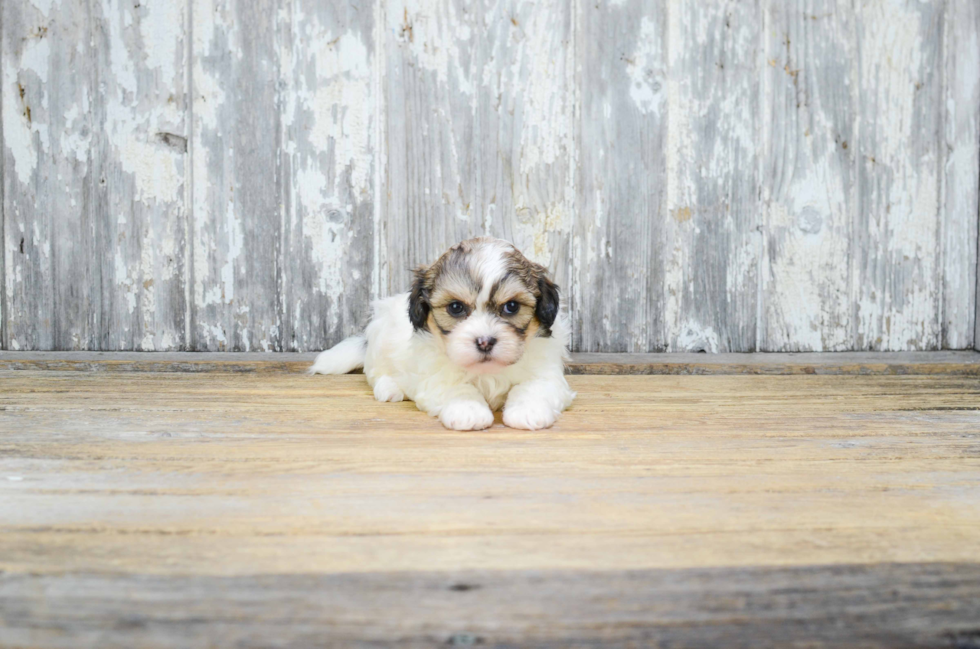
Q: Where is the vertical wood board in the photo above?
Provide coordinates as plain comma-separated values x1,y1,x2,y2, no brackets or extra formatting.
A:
852,0,944,350
0,0,5,350
3,0,100,350
2,0,187,351
759,0,855,352
279,0,377,352
383,0,575,298
663,0,762,352
190,0,281,351
942,0,979,350
573,0,666,352
97,0,189,351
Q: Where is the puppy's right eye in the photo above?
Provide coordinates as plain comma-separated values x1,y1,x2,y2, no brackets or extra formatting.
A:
447,301,466,317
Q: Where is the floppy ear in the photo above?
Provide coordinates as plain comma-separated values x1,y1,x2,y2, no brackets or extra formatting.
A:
408,266,431,331
535,273,560,335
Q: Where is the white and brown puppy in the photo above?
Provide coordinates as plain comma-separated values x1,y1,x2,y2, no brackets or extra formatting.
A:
309,237,575,430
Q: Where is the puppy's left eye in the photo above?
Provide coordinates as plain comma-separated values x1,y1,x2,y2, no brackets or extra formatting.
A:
501,300,520,315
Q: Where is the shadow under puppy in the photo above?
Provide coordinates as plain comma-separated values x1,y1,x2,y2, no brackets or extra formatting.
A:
310,237,575,430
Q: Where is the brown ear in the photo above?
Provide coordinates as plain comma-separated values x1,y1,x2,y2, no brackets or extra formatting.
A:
535,271,560,336
408,266,431,331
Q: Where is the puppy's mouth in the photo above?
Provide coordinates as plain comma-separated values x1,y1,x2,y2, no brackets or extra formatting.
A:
468,355,509,373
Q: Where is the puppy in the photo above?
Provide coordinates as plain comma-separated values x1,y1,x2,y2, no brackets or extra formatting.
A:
309,237,575,430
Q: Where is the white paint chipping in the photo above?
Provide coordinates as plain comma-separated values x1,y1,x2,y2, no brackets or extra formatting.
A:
2,0,977,352
392,0,472,94
220,199,242,306
853,0,942,350
626,17,665,116
3,37,50,186
304,32,373,195
280,3,378,346
943,0,980,349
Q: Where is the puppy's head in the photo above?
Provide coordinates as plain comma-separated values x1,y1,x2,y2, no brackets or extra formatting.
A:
409,237,559,374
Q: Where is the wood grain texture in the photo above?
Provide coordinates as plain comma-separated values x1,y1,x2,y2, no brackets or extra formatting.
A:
99,0,190,351
279,0,377,352
4,349,980,375
760,0,854,351
2,1,979,353
383,0,575,297
1,370,979,646
1,0,188,352
573,0,665,353
663,0,762,352
97,0,188,351
945,0,980,351
190,0,281,351
0,0,5,351
853,0,944,351
3,565,980,648
3,0,99,350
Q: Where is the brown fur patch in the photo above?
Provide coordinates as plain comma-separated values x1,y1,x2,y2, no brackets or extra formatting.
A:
502,248,550,297
501,247,558,337
524,318,541,339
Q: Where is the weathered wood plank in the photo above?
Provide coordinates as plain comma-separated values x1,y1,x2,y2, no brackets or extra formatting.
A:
279,0,377,352
190,0,281,351
2,0,101,350
0,0,5,351
1,371,980,645
573,0,666,353
383,0,575,297
2,564,979,648
3,350,980,375
1,1,188,352
97,0,189,350
2,372,980,572
760,1,855,351
2,2,978,355
943,0,980,350
942,0,980,349
853,0,944,351
663,0,762,352
565,350,980,376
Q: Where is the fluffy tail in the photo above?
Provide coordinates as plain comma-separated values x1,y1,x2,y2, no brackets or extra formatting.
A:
308,336,367,375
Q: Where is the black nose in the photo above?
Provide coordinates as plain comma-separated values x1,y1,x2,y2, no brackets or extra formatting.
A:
475,336,497,353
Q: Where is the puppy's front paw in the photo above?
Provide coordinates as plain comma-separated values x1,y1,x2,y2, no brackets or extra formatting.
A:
440,400,494,431
503,402,558,430
373,376,404,402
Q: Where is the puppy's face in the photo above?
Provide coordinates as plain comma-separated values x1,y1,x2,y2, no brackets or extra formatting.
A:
408,238,560,374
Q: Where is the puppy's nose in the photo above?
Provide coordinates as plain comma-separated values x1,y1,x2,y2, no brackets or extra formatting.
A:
475,336,497,353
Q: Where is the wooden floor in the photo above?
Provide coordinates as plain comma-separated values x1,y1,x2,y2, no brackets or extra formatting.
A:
1,365,980,647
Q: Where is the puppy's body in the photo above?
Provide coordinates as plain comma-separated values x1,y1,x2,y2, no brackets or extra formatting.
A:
310,238,575,430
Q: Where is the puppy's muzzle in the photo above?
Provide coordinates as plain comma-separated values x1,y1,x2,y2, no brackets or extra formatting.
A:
475,336,497,353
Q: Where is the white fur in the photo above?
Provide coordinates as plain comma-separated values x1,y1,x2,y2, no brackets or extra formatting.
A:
472,241,511,304
308,335,366,375
444,311,524,372
312,293,576,430
372,375,404,402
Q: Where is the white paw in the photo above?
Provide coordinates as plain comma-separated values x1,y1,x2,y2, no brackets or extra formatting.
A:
440,400,494,431
503,402,558,430
373,376,404,402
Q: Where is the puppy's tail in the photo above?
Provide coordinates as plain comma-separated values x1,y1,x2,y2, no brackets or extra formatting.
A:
308,336,367,375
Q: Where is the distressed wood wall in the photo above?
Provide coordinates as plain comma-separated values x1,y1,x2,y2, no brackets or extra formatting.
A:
2,0,979,353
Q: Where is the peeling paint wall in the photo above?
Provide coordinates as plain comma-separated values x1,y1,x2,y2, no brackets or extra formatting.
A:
3,0,188,351
2,0,979,352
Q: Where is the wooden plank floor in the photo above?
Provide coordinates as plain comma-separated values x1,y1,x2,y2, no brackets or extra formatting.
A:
3,350,980,375
1,369,979,647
